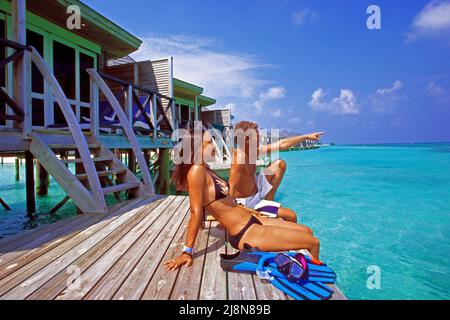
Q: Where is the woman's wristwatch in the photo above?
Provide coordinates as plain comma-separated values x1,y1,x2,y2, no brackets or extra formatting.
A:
182,246,194,256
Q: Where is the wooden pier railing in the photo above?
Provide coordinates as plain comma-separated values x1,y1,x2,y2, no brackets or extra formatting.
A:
0,37,28,126
95,70,176,137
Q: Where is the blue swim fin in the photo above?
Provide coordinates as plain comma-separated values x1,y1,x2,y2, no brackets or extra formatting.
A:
220,250,336,300
220,251,336,283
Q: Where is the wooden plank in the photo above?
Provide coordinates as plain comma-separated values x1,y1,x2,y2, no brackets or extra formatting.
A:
199,222,227,300
76,169,127,181
86,197,189,300
165,221,211,300
0,214,94,252
225,242,257,300
26,197,170,300
54,196,180,300
89,78,99,137
252,276,287,301
0,196,162,299
0,131,29,152
30,49,106,211
12,0,28,134
112,198,191,300
329,284,347,301
61,156,112,164
0,213,107,280
24,151,35,216
48,143,100,150
102,182,140,195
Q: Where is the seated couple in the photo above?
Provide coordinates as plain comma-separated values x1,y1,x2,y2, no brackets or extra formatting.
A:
165,121,325,271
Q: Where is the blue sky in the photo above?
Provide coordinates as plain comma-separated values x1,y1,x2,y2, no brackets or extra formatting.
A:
84,0,450,144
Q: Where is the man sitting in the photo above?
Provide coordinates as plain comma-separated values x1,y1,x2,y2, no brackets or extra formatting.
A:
229,121,324,222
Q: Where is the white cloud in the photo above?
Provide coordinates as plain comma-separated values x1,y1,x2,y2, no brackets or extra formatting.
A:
254,86,286,110
427,81,445,97
310,88,359,115
288,117,303,124
131,34,268,99
427,81,449,104
407,1,450,41
306,120,316,128
292,9,319,26
271,108,282,118
371,80,405,112
376,80,403,96
310,88,326,110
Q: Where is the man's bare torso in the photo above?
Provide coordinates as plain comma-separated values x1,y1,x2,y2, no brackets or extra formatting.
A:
229,150,259,198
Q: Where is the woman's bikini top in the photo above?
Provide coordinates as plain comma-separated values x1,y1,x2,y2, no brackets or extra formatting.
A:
204,168,229,208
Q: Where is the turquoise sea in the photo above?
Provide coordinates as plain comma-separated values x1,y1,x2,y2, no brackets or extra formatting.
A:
0,143,449,300
278,144,450,300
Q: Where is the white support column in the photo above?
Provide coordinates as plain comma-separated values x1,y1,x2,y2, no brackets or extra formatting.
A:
171,99,177,130
89,77,99,137
194,95,199,122
125,85,133,122
12,0,30,137
152,94,157,139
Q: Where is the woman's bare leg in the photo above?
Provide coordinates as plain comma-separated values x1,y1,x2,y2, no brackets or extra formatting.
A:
239,224,320,259
258,216,313,235
277,207,298,223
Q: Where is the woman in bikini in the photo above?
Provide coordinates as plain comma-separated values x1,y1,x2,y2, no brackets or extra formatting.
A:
165,129,320,271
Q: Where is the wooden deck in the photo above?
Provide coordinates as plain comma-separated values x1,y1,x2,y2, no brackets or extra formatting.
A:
0,196,346,300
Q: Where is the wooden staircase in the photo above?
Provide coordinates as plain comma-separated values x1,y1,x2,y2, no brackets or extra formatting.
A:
30,132,150,213
26,47,154,214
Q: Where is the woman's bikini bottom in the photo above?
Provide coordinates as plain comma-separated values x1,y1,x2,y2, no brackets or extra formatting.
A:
228,215,262,250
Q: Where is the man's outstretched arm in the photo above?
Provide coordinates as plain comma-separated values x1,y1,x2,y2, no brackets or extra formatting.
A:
259,132,325,154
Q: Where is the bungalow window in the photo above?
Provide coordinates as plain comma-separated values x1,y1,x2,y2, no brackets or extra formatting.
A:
27,29,45,126
53,40,75,125
79,52,94,122
54,102,76,125
79,52,94,102
53,40,76,100
27,29,44,94
180,104,190,121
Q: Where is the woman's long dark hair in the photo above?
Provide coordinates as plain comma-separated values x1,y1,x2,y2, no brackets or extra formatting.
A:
172,128,205,192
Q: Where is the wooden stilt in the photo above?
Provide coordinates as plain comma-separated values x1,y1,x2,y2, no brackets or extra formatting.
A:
0,197,11,210
144,150,150,168
24,151,35,217
36,161,49,196
49,195,70,214
157,148,171,195
128,150,136,173
74,151,84,215
15,157,20,181
127,150,136,200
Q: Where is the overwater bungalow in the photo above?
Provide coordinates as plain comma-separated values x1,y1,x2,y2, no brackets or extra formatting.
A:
0,0,344,300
